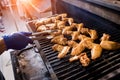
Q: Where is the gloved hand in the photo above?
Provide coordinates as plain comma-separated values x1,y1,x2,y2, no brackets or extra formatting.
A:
3,32,33,50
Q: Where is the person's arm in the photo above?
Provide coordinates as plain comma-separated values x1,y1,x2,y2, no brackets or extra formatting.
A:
0,38,7,54
0,32,33,55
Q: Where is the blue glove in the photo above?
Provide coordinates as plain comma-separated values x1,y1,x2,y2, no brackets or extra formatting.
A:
3,32,33,50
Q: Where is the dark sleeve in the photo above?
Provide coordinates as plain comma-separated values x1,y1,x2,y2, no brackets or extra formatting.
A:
0,71,5,80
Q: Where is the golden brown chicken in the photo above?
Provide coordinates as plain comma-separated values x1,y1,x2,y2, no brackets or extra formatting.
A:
71,31,80,40
76,23,84,32
58,46,70,59
43,18,52,24
67,40,78,48
79,53,90,67
82,39,93,49
80,28,89,35
100,33,110,41
57,21,66,29
35,20,44,29
52,44,64,52
51,35,67,45
68,18,74,25
78,34,93,42
69,55,79,62
91,43,102,60
45,23,57,30
60,13,67,18
62,26,74,35
71,41,85,56
51,30,62,37
36,25,48,32
100,40,120,50
88,29,98,40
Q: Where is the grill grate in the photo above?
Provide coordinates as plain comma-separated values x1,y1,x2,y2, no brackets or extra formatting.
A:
38,26,120,80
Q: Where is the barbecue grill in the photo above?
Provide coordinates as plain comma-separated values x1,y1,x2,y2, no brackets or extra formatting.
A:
11,0,120,80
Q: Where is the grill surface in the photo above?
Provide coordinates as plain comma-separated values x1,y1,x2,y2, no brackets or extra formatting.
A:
38,31,120,80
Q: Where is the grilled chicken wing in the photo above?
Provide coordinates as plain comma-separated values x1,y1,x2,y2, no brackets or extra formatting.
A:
45,23,57,30
88,29,98,40
51,35,67,45
43,18,52,24
58,46,70,59
71,31,80,40
71,41,85,56
67,41,78,48
52,44,64,52
36,25,48,32
79,53,90,67
68,18,74,25
35,20,44,29
62,26,73,35
76,23,84,32
100,40,120,50
69,55,79,62
51,30,62,37
91,43,102,60
57,21,66,29
82,39,93,49
78,34,93,42
100,33,110,41
60,13,67,18
80,28,89,35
